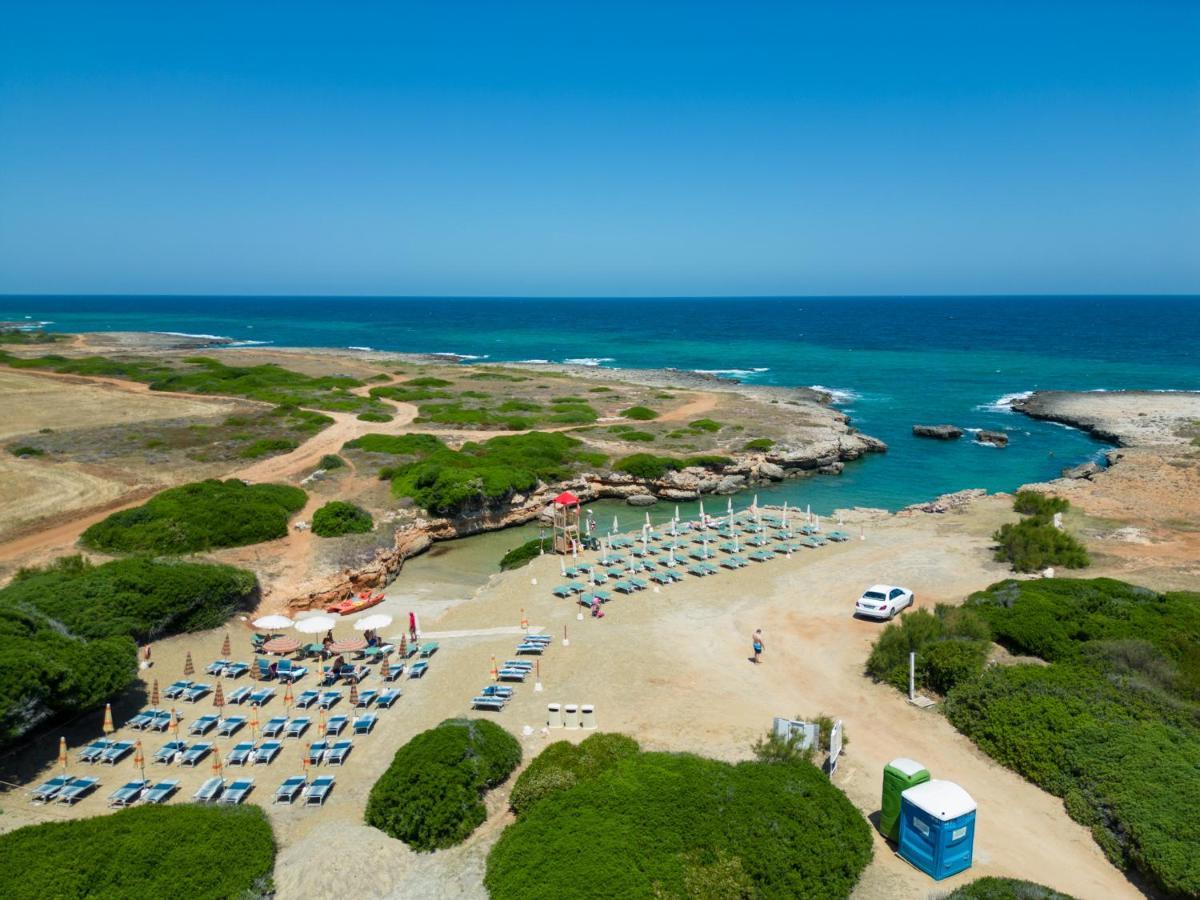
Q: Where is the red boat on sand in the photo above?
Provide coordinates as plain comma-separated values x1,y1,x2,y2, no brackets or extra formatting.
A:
325,591,385,616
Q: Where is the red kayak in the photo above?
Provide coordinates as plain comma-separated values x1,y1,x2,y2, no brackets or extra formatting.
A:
325,591,385,616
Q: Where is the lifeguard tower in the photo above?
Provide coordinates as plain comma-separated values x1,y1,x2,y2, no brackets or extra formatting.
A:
551,490,582,554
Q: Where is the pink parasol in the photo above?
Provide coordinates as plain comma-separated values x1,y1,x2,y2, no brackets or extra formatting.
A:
262,636,301,654
328,638,366,653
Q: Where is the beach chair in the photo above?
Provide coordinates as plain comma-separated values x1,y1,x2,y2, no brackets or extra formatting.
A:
383,663,406,682
629,577,649,590
79,739,113,763
827,530,850,542
100,741,135,765
307,740,328,766
497,667,528,682
304,775,335,806
319,667,341,687
503,660,534,671
255,659,276,680
224,661,250,679
472,694,506,711
220,778,254,804
163,680,192,700
361,645,393,664
398,642,418,659
147,710,174,732
294,689,320,709
480,685,514,700
326,740,353,766
523,633,552,643
408,661,429,678
352,713,378,735
577,595,599,611
515,641,545,655
326,714,349,736
355,689,378,708
418,642,439,658
318,691,341,710
376,688,402,709
108,779,149,808
337,664,368,684
649,571,671,585
262,716,288,738
248,687,275,707
31,774,73,803
254,741,283,765
56,776,99,804
194,776,224,802
190,714,219,735
277,660,308,683
687,565,708,577
285,717,311,738
275,775,307,804
227,741,255,766
127,709,158,730
730,555,749,567
613,580,635,593
153,741,187,764
551,585,574,598
217,715,246,737
143,780,179,804
227,686,253,705
720,557,740,570
183,683,211,703
181,742,213,766
206,659,230,676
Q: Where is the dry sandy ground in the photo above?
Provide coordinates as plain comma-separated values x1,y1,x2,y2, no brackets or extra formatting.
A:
0,498,1145,900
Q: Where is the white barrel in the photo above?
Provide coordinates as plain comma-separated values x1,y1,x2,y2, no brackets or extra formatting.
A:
563,703,579,729
546,703,563,728
580,704,596,729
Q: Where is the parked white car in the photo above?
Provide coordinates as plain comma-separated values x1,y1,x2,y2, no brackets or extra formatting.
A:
854,584,914,620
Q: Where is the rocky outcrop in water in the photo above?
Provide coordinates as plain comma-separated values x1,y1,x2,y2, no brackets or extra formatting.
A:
913,424,964,440
975,430,1009,447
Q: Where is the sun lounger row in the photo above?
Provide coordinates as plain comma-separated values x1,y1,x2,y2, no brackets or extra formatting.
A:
193,775,255,804
206,660,250,678
305,739,354,766
274,774,335,805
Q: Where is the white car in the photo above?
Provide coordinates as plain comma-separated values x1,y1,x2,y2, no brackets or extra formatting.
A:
854,584,914,620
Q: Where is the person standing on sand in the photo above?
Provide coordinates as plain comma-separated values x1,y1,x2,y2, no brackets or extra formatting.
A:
408,611,418,642
752,629,764,664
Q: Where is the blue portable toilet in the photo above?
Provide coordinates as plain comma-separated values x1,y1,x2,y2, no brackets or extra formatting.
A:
898,780,976,880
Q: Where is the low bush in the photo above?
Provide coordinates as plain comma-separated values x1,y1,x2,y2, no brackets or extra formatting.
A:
499,538,545,571
365,718,521,851
688,418,722,432
405,376,454,387
1012,490,1070,519
0,804,276,899
865,605,991,695
588,386,612,392
357,411,393,422
613,453,681,479
945,878,1074,899
311,501,374,537
318,453,345,470
744,437,775,451
993,518,1090,572
509,733,640,816
238,437,299,458
684,454,733,469
0,329,65,344
620,431,656,442
81,479,307,554
486,749,872,899
7,444,44,457
621,405,659,420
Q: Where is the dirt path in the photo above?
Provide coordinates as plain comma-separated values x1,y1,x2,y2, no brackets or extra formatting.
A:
655,391,718,423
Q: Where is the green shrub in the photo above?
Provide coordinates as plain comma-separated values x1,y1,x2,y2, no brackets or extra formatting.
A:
613,453,681,479
608,424,634,433
621,405,659,420
238,437,299,458
1013,490,1070,519
499,399,541,412
405,376,454,387
318,453,345,470
365,718,521,851
588,386,612,392
357,411,394,422
620,431,656,442
468,371,527,382
866,606,990,694
689,418,722,432
0,804,275,900
993,519,1089,572
945,877,1075,899
7,444,44,457
81,479,306,554
487,750,872,899
0,329,66,344
744,438,775,451
510,733,640,816
499,538,544,571
369,385,452,402
311,501,374,537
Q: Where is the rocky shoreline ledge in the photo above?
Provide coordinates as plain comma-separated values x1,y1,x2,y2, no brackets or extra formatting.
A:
1012,390,1200,448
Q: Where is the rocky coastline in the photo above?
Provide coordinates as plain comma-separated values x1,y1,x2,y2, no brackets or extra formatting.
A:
1012,390,1200,448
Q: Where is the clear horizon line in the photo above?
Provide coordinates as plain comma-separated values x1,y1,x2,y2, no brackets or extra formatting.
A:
2,291,1198,301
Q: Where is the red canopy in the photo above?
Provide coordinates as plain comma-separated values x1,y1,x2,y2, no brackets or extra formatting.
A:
553,491,580,506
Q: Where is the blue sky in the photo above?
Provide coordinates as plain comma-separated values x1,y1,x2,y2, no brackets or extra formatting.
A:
1,1,1197,296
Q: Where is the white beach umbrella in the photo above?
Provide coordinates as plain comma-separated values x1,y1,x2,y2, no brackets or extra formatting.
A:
252,615,293,630
702,534,710,559
806,503,812,523
674,505,680,522
782,501,789,528
645,511,651,527
353,613,393,632
294,615,336,634
815,514,821,531
699,499,705,521
734,532,740,553
752,494,759,510
560,556,567,576
669,546,676,566
611,515,619,535
727,496,733,514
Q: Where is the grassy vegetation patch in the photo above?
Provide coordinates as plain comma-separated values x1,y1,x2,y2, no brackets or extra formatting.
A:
621,405,659,421
499,538,544,571
365,718,521,851
509,733,639,816
0,329,67,344
945,878,1074,899
486,748,872,899
6,444,44,457
619,431,656,442
688,418,722,432
993,492,1089,572
369,385,453,402
318,453,345,470
238,437,299,458
405,376,454,387
613,453,731,479
467,371,528,382
0,804,276,900
744,437,775,451
866,606,991,695
311,500,374,537
0,555,258,747
357,411,393,422
82,479,307,554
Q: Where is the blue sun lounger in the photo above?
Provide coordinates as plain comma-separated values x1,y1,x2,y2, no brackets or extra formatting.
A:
353,713,378,735
154,741,187,764
227,742,255,766
254,741,282,765
248,687,275,707
181,742,213,766
326,740,353,766
304,775,335,806
217,715,246,737
190,715,219,735
480,685,514,699
418,642,439,658
182,683,211,703
275,775,307,804
318,691,341,709
100,741,135,765
307,740,328,765
337,664,369,684
515,641,545,655
143,780,179,804
408,661,429,678
276,660,308,683
146,710,175,732
384,663,406,681
295,689,320,709
227,685,253,705
497,667,528,682
163,680,192,700
109,779,149,808
376,688,402,709
285,717,311,738
79,739,112,763
194,776,224,802
355,689,378,708
262,716,288,738
472,694,506,711
503,660,533,670
128,708,160,730
827,530,850,542
649,571,672,585
220,778,254,804
326,715,349,736
521,634,552,644
224,661,250,679
57,776,99,804
31,774,73,803
206,659,230,676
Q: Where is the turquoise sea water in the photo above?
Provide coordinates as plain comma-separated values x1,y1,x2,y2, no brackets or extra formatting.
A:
4,295,1197,515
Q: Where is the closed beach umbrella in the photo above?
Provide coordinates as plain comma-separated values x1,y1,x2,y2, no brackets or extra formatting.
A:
221,632,232,658
102,702,114,735
353,613,392,632
253,614,293,630
753,494,758,511
213,680,225,714
170,708,180,737
318,709,326,737
699,499,705,522
490,655,498,681
734,532,740,553
703,534,709,559
674,505,680,522
133,739,145,779
150,678,160,708
398,634,408,658
283,681,294,711
645,511,651,527
249,705,260,738
348,682,359,706
211,744,222,776
559,556,567,576
611,515,618,535
183,651,195,677
295,615,336,635
58,736,68,773
301,747,310,776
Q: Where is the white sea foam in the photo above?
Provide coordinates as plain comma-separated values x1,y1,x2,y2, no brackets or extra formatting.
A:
225,340,272,348
809,384,861,404
563,357,615,367
693,367,770,379
516,358,551,365
154,331,232,341
431,352,489,360
347,346,374,352
976,390,1034,412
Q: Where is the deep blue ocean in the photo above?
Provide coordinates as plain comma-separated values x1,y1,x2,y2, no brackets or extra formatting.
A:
4,295,1198,513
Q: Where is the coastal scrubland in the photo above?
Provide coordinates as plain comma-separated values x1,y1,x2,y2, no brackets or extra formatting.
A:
311,499,374,537
0,804,276,899
993,492,1090,572
946,878,1075,900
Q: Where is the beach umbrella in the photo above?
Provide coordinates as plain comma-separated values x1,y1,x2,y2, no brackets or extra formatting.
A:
734,532,740,553
283,681,294,712
329,638,366,653
262,636,301,654
699,499,705,522
170,707,180,737
702,534,710,559
150,678,160,708
816,514,821,532
58,736,68,773
353,613,393,632
133,739,145,779
253,614,293,630
301,746,310,776
753,494,759,510
782,502,789,529
490,655,498,681
221,632,232,658
669,547,676,567
318,709,327,737
348,681,359,706
559,556,567,576
611,515,619,535
727,496,733,514
183,652,194,677
249,705,260,739
399,634,408,658
674,505,680,522
211,744,222,776
295,615,336,635
806,503,811,523
521,608,528,630
102,702,114,735
213,681,225,715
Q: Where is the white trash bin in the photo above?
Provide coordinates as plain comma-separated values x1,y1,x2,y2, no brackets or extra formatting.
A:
580,704,596,729
563,703,579,729
547,703,563,728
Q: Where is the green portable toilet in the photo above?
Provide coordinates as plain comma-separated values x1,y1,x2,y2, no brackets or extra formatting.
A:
881,757,930,841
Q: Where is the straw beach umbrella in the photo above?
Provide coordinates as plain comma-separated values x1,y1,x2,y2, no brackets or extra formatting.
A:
283,681,294,712
213,681,225,716
490,655,499,681
133,739,145,780
348,681,359,707
170,707,180,738
102,703,114,735
58,736,68,773
183,652,195,677
211,744,222,777
317,709,326,738
221,632,232,658
150,678,160,708
249,704,260,739
398,634,408,659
